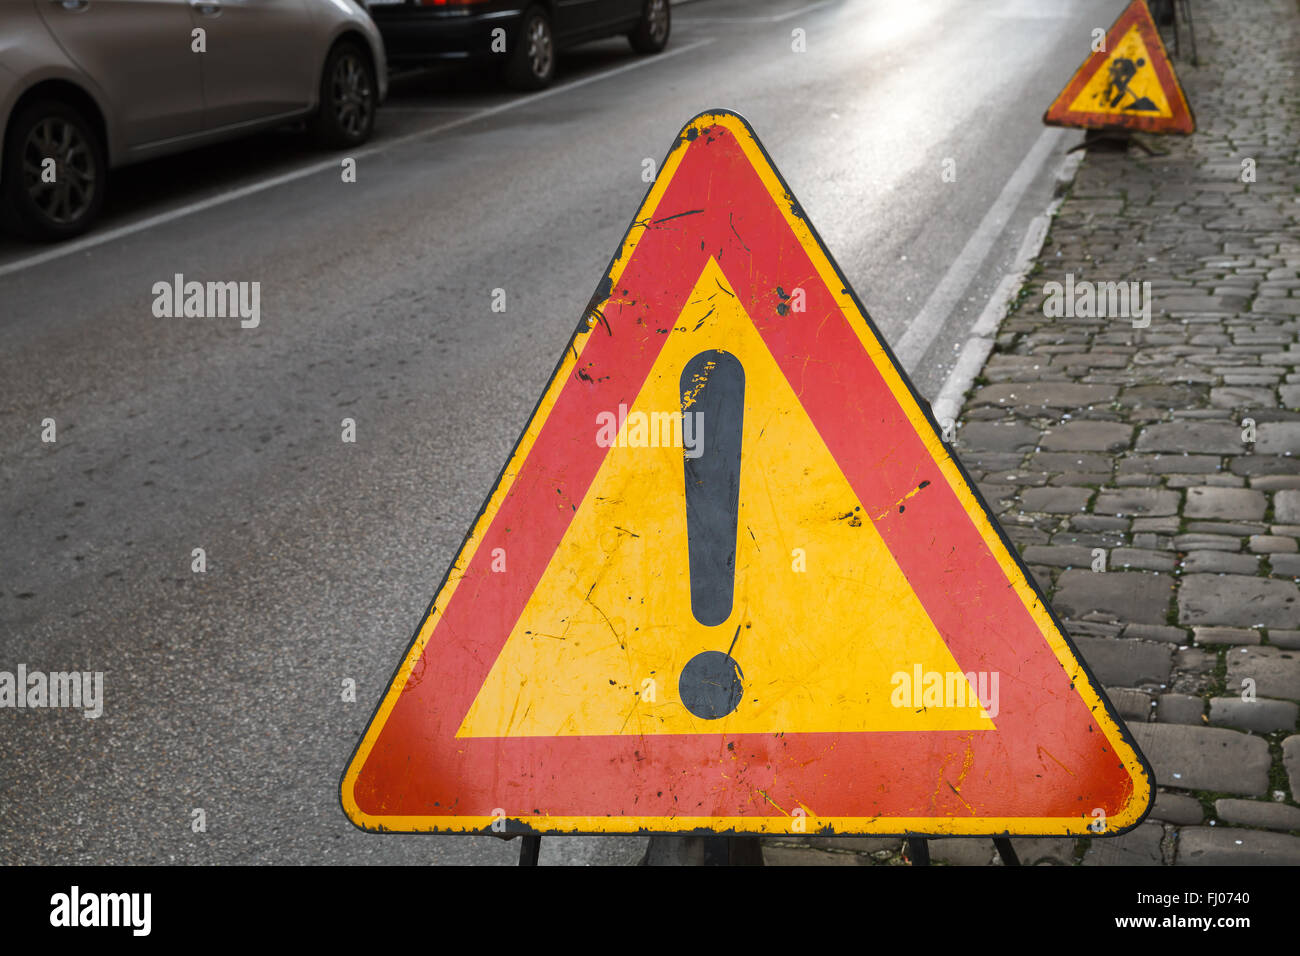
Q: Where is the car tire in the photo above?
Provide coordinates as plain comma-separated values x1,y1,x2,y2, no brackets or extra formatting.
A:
1,99,105,242
310,40,377,149
628,0,671,54
503,6,557,91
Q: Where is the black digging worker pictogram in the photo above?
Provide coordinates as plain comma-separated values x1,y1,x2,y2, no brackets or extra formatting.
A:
1101,56,1159,111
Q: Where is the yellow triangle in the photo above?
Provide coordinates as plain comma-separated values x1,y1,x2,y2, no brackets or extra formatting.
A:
457,259,995,738
1068,24,1173,117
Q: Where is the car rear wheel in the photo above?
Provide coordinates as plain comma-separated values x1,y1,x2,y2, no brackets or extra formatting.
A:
503,7,556,91
1,99,106,241
629,0,671,54
310,41,377,149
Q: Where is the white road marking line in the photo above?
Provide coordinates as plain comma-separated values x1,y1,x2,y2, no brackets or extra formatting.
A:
684,0,834,24
894,127,1066,372
378,106,499,113
768,0,836,22
929,146,1084,427
0,38,716,281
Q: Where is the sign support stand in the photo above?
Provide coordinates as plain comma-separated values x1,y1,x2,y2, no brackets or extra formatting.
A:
1172,0,1198,66
906,836,931,866
519,833,1025,866
992,837,1021,866
516,828,1025,867
1067,129,1164,157
640,835,764,866
518,835,541,866
905,836,1022,867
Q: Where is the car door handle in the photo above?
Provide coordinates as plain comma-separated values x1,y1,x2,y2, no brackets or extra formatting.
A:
52,0,90,11
190,1,221,16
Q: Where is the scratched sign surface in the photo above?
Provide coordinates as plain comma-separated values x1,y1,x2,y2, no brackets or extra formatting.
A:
1044,0,1194,134
341,110,1152,837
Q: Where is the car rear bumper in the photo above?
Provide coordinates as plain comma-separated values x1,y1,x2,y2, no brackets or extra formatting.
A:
369,6,526,65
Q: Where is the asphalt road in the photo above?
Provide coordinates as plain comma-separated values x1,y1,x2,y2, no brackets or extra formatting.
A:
0,0,1109,865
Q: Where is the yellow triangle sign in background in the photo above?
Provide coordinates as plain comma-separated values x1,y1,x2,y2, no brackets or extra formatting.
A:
1044,0,1195,134
1068,23,1174,117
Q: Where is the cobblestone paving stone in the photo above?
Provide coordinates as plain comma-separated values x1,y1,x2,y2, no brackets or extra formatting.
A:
765,0,1300,865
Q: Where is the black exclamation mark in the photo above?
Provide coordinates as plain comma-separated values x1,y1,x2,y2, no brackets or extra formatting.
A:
677,349,746,720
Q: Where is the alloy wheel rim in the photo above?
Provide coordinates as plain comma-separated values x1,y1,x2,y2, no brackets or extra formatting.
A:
332,53,372,138
23,117,95,225
648,0,669,42
528,18,554,78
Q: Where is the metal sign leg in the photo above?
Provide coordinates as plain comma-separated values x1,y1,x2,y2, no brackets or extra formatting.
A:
1067,129,1163,157
518,835,541,866
1177,0,1198,65
641,835,765,865
906,836,931,866
992,837,1022,866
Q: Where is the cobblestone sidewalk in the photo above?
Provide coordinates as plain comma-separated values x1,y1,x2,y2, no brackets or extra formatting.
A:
767,0,1300,865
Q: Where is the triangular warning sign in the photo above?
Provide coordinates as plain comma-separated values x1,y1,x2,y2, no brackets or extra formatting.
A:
1045,0,1194,134
342,111,1152,837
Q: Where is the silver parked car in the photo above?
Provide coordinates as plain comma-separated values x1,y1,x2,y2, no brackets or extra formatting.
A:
0,0,387,241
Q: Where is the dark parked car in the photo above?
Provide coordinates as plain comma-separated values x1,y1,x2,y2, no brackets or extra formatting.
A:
368,0,670,90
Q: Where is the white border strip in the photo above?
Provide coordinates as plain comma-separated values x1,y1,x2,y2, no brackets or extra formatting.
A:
929,147,1084,426
684,0,834,24
894,128,1065,371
